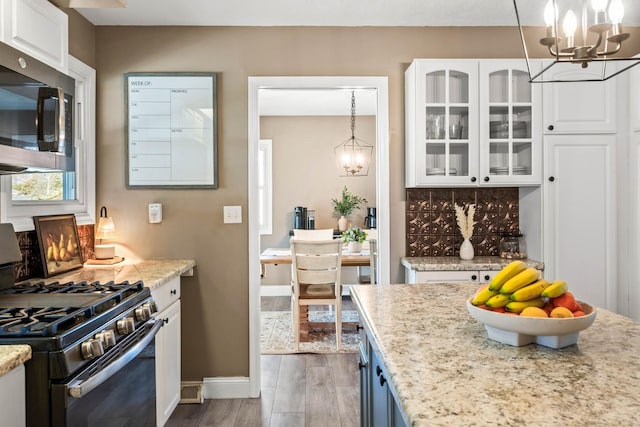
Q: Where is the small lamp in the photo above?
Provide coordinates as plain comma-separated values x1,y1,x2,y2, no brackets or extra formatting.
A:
94,206,117,260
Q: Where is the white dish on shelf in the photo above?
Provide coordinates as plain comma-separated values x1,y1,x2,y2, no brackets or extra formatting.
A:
426,167,457,176
466,297,597,349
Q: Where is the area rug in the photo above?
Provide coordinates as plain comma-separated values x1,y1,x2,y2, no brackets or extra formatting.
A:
261,310,360,354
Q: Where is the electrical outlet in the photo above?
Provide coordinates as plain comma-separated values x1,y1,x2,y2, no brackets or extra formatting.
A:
223,206,242,224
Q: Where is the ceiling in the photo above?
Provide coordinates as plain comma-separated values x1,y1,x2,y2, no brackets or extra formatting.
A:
73,0,640,115
77,0,534,27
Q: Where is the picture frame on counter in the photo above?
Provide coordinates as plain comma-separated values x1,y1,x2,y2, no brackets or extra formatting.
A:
124,72,218,189
33,214,84,278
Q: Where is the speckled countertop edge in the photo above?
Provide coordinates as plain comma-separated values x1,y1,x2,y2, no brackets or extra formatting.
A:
0,345,31,377
401,256,544,271
350,283,640,427
23,259,196,291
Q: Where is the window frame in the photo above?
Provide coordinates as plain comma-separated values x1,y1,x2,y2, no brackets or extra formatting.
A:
258,139,273,235
0,55,96,231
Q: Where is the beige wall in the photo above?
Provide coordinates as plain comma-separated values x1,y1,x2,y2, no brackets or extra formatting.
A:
81,25,640,381
260,115,376,286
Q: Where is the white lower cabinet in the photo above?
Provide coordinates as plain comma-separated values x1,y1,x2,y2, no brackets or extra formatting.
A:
543,134,616,311
405,269,497,285
0,364,25,427
151,277,182,427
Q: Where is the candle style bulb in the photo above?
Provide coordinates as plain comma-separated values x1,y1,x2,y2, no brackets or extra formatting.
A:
609,0,625,24
563,10,577,43
590,0,607,13
544,0,556,26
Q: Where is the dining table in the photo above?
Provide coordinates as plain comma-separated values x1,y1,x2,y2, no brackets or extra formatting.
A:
259,247,370,278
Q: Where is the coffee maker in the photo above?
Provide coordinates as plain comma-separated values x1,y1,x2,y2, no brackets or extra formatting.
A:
364,207,376,229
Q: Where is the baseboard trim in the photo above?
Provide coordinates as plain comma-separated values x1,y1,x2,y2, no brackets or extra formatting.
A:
202,377,252,399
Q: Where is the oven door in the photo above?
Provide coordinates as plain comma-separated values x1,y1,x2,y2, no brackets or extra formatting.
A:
50,319,162,427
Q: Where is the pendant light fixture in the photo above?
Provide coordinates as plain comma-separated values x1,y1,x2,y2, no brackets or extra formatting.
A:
513,0,640,82
334,91,373,177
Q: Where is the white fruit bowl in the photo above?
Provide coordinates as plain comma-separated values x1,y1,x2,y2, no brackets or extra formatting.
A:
466,298,597,349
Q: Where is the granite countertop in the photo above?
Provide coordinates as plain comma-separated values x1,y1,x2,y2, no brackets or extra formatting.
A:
401,256,544,271
350,283,640,426
23,259,196,291
0,346,31,378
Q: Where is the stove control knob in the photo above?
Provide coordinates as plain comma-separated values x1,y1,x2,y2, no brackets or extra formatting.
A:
81,339,104,360
135,305,153,321
143,301,157,314
116,317,136,335
95,329,116,348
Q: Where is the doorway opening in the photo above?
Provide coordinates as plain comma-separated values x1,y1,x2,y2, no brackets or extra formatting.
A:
248,76,389,397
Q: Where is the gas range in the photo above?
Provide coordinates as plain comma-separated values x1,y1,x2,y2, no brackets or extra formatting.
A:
0,223,159,426
0,280,156,378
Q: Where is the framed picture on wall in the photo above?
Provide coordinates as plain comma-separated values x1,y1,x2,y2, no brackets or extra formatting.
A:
33,214,84,278
124,72,218,188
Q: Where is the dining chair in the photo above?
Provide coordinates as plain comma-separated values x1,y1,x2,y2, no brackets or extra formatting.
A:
369,239,377,285
292,228,334,240
357,229,378,284
290,238,343,351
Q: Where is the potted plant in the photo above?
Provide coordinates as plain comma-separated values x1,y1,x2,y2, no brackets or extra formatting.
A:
332,186,367,231
342,226,367,253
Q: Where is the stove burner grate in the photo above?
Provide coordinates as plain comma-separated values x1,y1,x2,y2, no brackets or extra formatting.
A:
0,305,93,336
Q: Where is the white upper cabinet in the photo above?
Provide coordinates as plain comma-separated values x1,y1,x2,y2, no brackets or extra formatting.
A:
479,60,542,186
542,61,616,134
0,0,69,73
405,60,479,187
406,59,541,187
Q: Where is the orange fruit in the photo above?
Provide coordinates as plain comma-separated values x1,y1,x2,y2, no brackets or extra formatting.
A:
552,292,579,311
550,306,574,318
520,307,548,317
573,310,585,317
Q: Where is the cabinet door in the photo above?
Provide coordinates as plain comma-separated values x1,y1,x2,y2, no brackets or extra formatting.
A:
0,364,25,427
542,62,616,134
0,0,68,72
156,300,181,427
479,270,498,284
407,60,479,186
370,347,390,427
543,135,616,311
479,60,542,185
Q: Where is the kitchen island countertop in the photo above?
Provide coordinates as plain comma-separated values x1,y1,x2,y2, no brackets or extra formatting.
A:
0,346,31,377
401,256,544,271
350,283,640,426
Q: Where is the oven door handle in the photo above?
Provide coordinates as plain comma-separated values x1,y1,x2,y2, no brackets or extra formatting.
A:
67,319,162,399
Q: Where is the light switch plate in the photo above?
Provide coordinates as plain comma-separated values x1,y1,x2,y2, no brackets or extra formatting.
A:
149,203,162,223
223,206,242,224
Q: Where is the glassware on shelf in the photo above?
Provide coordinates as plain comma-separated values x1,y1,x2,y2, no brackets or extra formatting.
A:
499,232,527,259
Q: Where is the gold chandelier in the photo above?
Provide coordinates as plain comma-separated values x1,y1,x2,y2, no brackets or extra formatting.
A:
334,91,373,177
513,0,640,82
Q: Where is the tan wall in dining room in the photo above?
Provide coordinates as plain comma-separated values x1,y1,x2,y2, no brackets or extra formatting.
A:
260,115,377,286
61,22,640,381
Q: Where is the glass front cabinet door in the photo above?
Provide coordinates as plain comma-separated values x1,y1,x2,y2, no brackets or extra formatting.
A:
405,60,479,186
479,60,542,185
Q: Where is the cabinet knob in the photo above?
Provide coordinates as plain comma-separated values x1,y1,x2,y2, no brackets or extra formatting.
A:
376,366,382,377
170,289,177,295
471,274,477,281
484,275,490,281
548,125,554,131
483,176,490,182
470,177,477,183
548,176,555,182
356,325,364,331
358,361,367,370
379,374,386,387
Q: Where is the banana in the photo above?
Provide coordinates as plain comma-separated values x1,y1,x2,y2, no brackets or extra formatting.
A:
510,279,548,302
541,280,568,299
505,297,545,313
499,267,540,294
488,260,527,291
472,287,498,306
486,293,511,308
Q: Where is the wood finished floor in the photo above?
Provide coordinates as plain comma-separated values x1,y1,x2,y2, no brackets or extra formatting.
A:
166,297,360,427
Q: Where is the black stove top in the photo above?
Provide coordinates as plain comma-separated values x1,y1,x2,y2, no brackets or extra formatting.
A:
0,280,150,342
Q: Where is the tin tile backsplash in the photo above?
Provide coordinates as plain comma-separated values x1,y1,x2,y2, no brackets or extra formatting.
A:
406,188,519,257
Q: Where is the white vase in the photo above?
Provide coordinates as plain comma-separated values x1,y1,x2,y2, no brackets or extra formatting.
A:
348,241,362,253
338,216,348,231
460,238,474,260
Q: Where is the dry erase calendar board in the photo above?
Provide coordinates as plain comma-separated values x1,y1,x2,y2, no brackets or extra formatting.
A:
125,72,217,188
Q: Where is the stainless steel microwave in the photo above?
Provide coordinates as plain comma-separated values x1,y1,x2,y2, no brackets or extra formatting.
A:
0,42,75,174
